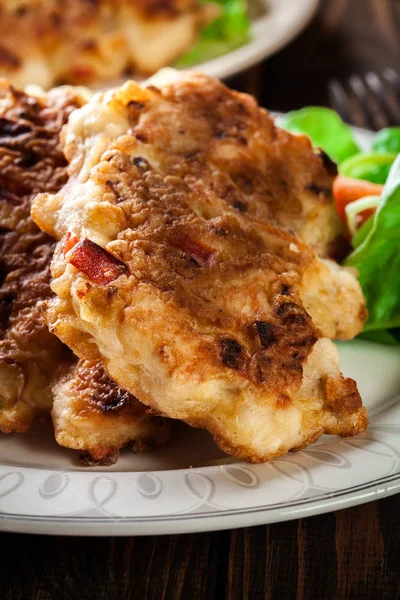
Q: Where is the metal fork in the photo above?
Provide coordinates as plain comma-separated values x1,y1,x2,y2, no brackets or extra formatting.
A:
328,69,400,131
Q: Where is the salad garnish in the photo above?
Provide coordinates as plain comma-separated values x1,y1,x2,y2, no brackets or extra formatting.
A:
281,107,400,345
345,155,400,342
279,107,360,163
176,0,250,67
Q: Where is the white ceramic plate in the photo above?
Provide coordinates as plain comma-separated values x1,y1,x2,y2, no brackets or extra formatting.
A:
95,0,319,90
1,128,399,536
191,0,319,80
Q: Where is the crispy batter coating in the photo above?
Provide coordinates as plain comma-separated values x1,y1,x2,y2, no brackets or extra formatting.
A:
0,81,82,431
0,1,218,89
53,359,171,465
0,80,170,463
32,72,368,463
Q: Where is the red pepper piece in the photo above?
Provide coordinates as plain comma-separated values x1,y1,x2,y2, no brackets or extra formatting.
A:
69,238,127,285
171,232,216,264
64,232,80,255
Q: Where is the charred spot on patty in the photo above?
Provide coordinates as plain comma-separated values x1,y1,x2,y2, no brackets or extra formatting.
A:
291,335,318,348
221,338,245,370
0,117,31,137
277,302,311,325
212,225,228,237
95,388,131,413
75,360,138,415
79,450,119,467
316,149,338,176
16,149,39,168
127,100,145,122
254,321,278,349
233,200,247,213
133,156,150,171
0,293,14,329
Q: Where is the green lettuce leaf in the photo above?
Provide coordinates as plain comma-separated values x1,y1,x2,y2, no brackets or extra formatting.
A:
176,0,250,67
352,215,374,249
339,152,397,184
345,155,400,332
279,107,360,163
372,127,400,155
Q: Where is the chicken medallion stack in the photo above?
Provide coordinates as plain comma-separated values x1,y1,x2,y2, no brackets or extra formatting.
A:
28,70,368,463
0,80,170,464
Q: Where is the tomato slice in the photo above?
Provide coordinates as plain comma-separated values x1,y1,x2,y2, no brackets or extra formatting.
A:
333,176,384,224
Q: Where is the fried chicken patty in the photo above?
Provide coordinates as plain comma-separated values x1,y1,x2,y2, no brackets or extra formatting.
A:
0,81,82,431
53,359,170,465
0,0,218,89
32,71,368,463
0,80,170,463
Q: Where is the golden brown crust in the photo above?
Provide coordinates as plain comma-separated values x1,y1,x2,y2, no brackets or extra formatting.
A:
32,72,368,463
67,359,147,418
0,81,82,431
52,359,171,465
0,81,171,464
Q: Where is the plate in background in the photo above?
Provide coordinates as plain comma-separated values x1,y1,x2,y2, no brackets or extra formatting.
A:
93,0,319,90
196,0,319,80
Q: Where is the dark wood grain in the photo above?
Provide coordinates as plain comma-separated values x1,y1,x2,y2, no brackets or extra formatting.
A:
1,496,400,599
336,502,385,598
2,1,400,599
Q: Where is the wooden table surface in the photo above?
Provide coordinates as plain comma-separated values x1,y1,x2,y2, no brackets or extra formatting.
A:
2,1,400,599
